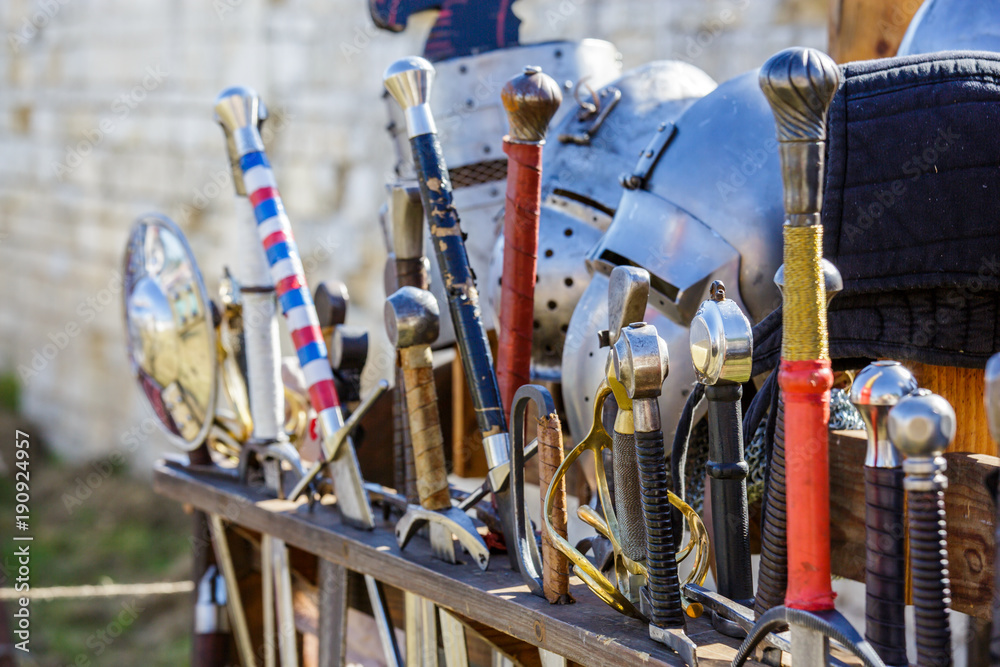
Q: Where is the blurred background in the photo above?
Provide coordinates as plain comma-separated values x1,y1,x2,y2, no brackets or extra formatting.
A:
0,0,828,664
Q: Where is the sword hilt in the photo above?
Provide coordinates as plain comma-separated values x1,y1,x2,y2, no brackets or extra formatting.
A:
496,66,561,415
891,390,956,667
537,404,572,604
851,360,917,667
386,287,451,512
760,46,841,612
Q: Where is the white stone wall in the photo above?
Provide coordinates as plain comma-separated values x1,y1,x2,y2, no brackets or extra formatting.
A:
0,0,824,466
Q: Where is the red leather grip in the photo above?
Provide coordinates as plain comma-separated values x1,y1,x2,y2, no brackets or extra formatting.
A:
779,358,837,612
497,139,544,415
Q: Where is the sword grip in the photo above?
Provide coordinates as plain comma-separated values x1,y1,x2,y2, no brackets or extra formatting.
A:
394,366,420,504
909,488,953,667
497,139,544,415
705,383,753,605
613,424,647,564
863,465,908,666
538,410,572,604
409,132,507,437
635,428,686,629
400,344,452,512
755,395,788,617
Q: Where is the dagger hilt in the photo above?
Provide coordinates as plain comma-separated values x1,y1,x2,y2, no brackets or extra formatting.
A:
891,390,955,667
689,280,754,618
760,46,841,612
496,66,562,415
386,287,451,512
850,360,918,667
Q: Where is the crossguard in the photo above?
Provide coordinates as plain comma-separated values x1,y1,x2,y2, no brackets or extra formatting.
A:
395,505,490,571
733,607,885,667
541,383,710,617
288,380,389,500
509,385,556,597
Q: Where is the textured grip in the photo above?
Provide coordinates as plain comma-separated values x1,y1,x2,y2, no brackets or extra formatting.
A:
864,465,907,666
393,365,420,504
909,489,953,667
496,140,543,415
635,429,686,629
705,384,753,605
613,426,646,563
755,395,788,617
410,133,506,436
538,411,572,604
400,345,451,511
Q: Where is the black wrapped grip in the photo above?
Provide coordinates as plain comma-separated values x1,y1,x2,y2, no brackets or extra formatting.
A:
755,394,787,617
613,426,646,564
705,383,754,605
864,465,907,666
909,488,953,667
409,133,506,435
635,428,685,630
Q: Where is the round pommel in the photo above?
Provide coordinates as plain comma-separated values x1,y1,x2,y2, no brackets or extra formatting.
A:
851,361,918,468
502,66,563,143
385,286,440,349
689,282,752,386
612,322,669,401
889,390,956,460
774,258,842,304
759,48,840,144
984,353,1000,444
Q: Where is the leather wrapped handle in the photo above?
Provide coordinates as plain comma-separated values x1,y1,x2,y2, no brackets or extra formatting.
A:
409,133,506,436
635,428,686,629
705,383,753,605
538,411,573,604
909,489,953,667
755,395,788,617
864,465,908,666
613,424,646,564
393,366,420,505
497,140,543,414
400,344,452,511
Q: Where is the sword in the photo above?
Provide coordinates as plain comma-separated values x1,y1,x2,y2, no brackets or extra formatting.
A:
986,354,1000,663
496,66,562,415
890,390,956,667
386,286,490,568
850,361,918,666
611,322,696,666
735,48,884,667
383,57,536,580
688,280,753,636
214,87,379,527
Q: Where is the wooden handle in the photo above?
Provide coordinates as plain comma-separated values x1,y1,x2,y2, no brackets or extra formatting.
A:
538,410,572,604
401,344,452,511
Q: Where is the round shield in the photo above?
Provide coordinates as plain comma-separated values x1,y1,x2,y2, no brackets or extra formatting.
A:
123,213,217,451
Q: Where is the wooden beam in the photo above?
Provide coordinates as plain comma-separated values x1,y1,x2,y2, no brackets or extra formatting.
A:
828,0,924,63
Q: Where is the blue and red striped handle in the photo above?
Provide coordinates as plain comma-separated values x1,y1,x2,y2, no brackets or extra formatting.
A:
239,149,341,418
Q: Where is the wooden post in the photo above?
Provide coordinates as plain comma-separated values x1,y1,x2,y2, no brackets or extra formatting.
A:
828,0,924,63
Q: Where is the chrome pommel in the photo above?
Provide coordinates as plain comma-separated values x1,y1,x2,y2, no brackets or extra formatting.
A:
850,360,918,468
600,265,650,348
501,66,563,144
390,183,425,261
214,86,267,194
612,322,669,432
890,389,955,492
383,56,436,138
385,286,440,349
689,281,753,386
758,48,841,223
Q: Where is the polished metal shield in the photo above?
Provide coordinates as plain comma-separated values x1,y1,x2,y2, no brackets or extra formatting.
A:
898,0,1000,55
486,60,718,380
123,213,217,451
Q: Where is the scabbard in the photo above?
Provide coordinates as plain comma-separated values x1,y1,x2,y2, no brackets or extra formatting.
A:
864,465,907,666
705,383,753,606
408,132,507,436
497,139,543,415
779,358,835,612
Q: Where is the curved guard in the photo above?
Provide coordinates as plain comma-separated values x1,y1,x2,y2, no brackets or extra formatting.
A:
733,607,886,667
395,506,490,571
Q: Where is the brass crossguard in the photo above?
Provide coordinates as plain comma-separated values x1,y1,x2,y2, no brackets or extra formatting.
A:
541,381,710,618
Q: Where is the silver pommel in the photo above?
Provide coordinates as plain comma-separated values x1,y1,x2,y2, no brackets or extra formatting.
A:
383,56,437,138
214,86,267,194
889,389,955,492
689,281,753,386
385,286,440,349
850,360,918,468
598,265,650,348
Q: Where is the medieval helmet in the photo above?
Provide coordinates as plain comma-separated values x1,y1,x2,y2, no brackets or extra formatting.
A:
562,69,786,445
898,0,1000,56
484,60,717,379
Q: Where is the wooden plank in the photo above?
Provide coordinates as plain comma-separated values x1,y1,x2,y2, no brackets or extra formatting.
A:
154,463,758,667
828,430,997,617
910,363,995,456
828,0,924,63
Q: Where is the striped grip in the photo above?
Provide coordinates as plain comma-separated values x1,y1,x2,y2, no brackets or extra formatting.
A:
240,150,341,416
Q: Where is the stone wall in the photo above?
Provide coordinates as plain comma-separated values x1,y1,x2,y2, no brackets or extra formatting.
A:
0,0,825,466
